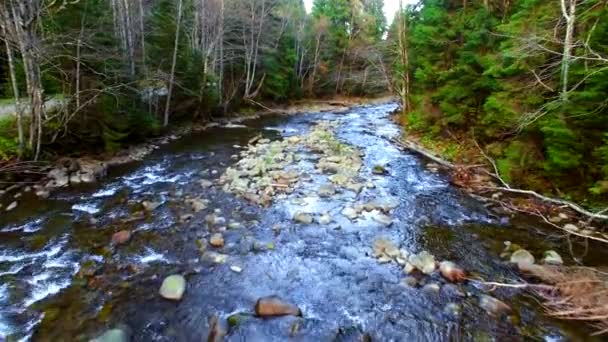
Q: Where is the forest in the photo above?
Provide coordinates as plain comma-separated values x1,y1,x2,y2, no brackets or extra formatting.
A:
0,0,607,205
2,1,608,340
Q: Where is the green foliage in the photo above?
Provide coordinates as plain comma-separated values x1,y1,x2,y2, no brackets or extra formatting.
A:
394,0,608,201
0,117,18,160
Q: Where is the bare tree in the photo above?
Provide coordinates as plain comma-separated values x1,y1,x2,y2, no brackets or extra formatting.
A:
164,0,184,127
0,20,24,157
560,0,577,102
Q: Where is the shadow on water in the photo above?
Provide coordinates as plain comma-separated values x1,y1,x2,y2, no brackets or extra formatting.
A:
0,103,605,341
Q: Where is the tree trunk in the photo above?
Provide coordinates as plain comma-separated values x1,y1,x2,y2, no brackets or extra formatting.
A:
560,0,577,102
164,0,183,127
397,0,411,115
2,24,24,157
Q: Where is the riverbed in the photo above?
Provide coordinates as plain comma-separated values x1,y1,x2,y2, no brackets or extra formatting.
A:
0,102,603,341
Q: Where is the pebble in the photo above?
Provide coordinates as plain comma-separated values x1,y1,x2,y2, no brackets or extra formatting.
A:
479,295,511,316
255,296,301,317
402,276,418,287
91,327,130,342
341,207,359,220
439,261,466,283
159,275,186,301
209,233,225,248
409,251,436,275
230,266,243,273
542,250,563,265
5,201,17,211
293,211,314,224
318,213,333,225
510,249,535,270
422,283,440,294
112,230,132,245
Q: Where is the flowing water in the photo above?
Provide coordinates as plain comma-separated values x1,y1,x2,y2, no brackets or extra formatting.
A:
0,102,604,341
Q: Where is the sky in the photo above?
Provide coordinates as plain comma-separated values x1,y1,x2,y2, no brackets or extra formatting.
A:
303,0,419,24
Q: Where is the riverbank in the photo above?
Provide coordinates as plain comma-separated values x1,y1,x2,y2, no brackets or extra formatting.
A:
1,102,603,340
0,96,392,211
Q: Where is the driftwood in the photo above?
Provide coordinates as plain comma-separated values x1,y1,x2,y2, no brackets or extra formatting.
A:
390,137,454,168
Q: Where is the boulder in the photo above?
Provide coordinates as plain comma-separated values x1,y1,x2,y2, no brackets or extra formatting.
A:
341,207,359,220
159,275,186,301
439,261,467,283
318,184,337,197
293,212,313,224
318,213,333,225
409,251,436,275
5,201,17,212
209,233,225,248
142,201,162,212
77,159,107,183
200,180,213,188
255,296,301,317
478,295,511,316
372,164,387,175
371,212,393,227
402,276,419,287
205,214,226,226
112,230,131,245
90,327,129,342
510,249,535,269
542,250,563,265
48,168,69,188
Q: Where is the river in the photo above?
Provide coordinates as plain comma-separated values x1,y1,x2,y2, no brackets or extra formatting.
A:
0,102,603,341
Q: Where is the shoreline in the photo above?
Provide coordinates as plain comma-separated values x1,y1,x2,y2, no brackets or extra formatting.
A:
0,96,394,208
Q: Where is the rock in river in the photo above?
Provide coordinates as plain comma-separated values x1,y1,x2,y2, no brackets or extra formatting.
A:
318,213,333,225
439,261,467,283
542,250,563,265
478,295,511,316
90,327,130,342
510,249,535,269
209,233,225,248
293,211,313,224
142,201,162,212
372,164,388,175
255,296,302,317
409,251,436,275
318,184,337,197
341,207,359,220
159,275,186,301
112,230,131,245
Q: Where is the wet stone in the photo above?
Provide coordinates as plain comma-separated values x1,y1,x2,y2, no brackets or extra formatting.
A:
410,251,436,275
112,230,131,245
510,249,535,269
255,296,302,317
422,283,441,294
318,213,333,225
402,276,419,288
293,211,314,224
90,327,129,342
318,184,337,197
142,200,161,212
209,233,225,248
159,275,186,301
542,250,563,265
5,201,17,211
479,295,511,316
439,261,466,283
341,207,359,220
